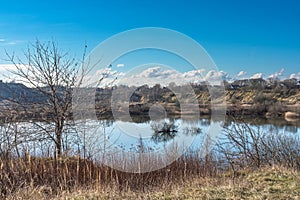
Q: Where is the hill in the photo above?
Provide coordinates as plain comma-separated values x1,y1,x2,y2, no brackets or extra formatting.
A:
0,78,300,120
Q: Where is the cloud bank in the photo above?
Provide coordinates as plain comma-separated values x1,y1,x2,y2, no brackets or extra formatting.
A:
268,68,284,80
290,72,300,80
236,71,247,77
116,63,124,68
0,64,299,87
250,73,264,79
116,66,227,86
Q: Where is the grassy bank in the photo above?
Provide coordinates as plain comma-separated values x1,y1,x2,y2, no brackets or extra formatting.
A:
1,120,300,199
4,165,300,199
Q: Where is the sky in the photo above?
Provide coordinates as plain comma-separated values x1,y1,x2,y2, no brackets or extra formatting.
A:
0,0,300,84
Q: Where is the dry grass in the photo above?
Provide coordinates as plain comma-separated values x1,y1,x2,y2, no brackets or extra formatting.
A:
4,166,299,199
1,121,300,199
53,166,300,199
0,152,219,199
1,153,300,200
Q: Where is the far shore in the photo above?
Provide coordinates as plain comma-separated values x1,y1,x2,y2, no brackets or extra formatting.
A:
1,102,299,124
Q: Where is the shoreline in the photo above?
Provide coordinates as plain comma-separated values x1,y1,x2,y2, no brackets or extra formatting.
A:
1,103,299,125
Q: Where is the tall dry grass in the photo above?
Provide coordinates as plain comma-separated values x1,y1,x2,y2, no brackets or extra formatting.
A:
0,150,222,199
1,121,300,199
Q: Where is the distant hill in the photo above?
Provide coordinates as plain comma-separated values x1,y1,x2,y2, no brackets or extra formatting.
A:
0,78,299,119
0,80,35,101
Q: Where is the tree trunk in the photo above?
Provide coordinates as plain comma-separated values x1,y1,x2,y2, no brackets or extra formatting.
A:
55,127,63,159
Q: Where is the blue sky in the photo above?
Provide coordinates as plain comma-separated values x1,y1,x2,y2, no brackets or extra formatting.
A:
0,0,300,81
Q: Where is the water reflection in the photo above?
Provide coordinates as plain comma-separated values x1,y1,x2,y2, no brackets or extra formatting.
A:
103,117,299,153
151,121,178,143
182,127,202,136
0,116,299,159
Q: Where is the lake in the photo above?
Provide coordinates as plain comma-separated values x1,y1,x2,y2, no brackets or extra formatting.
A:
1,116,299,158
69,116,300,157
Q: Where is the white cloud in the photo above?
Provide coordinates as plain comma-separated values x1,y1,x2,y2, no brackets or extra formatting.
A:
203,70,229,85
119,66,181,86
135,66,161,78
0,40,24,46
250,73,264,79
0,64,31,86
116,63,124,68
133,66,180,80
279,68,284,74
131,67,206,80
0,63,29,74
236,71,247,77
0,64,15,72
117,66,225,86
183,69,205,78
7,42,17,45
80,67,124,87
290,72,300,80
96,67,118,77
268,68,284,80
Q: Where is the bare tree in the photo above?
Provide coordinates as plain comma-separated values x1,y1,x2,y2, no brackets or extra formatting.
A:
5,40,86,159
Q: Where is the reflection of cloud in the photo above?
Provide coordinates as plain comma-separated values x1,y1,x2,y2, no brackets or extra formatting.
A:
116,63,124,68
236,71,247,77
250,73,263,79
268,68,284,79
0,38,5,42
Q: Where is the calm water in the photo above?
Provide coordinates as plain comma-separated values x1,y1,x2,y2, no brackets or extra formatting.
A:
1,117,299,158
75,116,300,155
